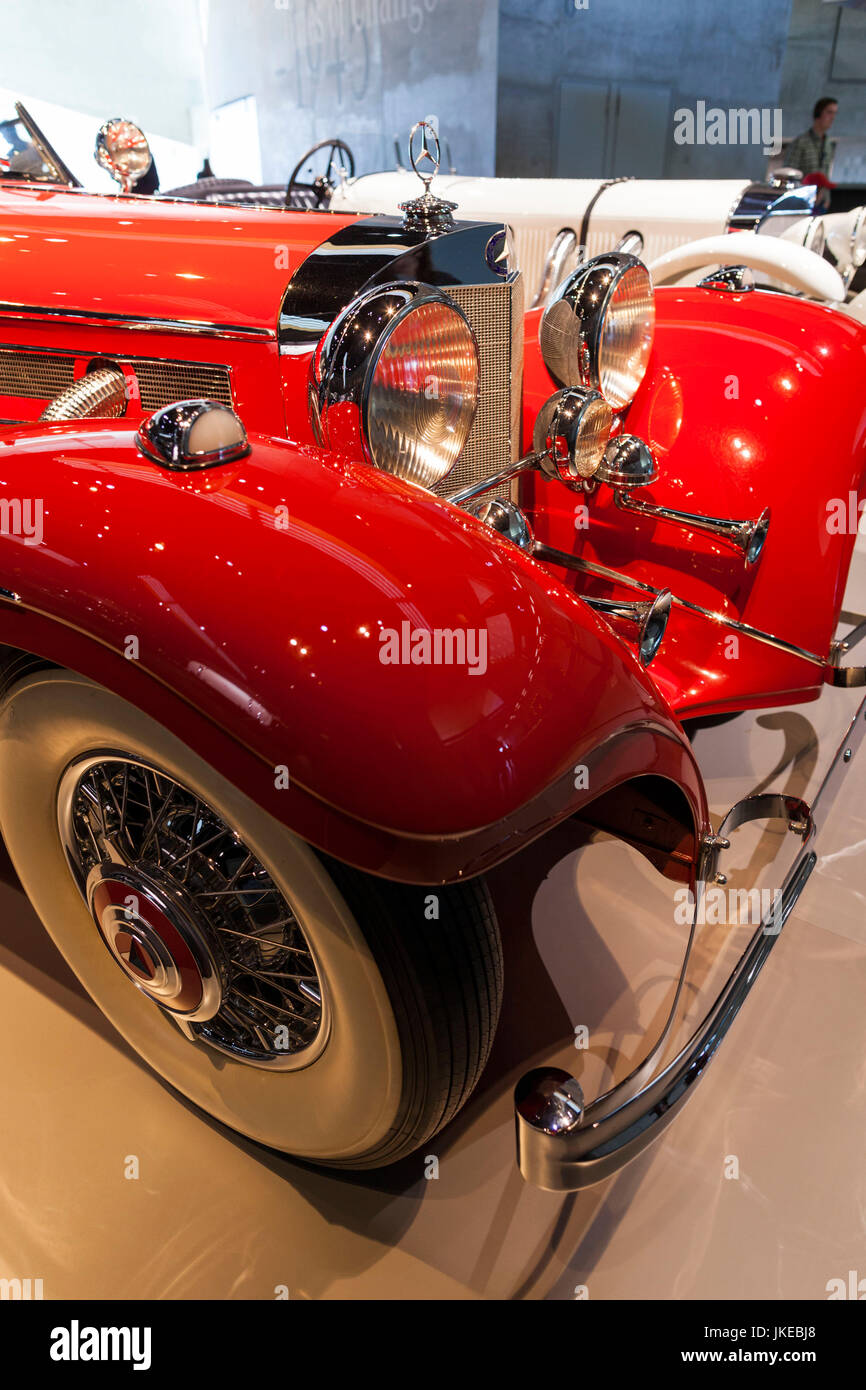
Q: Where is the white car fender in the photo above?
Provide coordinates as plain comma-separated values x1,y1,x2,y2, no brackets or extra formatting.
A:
648,231,845,302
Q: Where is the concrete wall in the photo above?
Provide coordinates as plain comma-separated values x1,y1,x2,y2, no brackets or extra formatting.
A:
201,0,501,183
497,0,794,179
779,0,866,183
0,0,205,144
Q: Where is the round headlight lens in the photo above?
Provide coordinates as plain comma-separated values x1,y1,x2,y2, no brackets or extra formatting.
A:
598,263,655,410
313,283,479,492
540,253,655,411
366,298,478,489
532,387,613,483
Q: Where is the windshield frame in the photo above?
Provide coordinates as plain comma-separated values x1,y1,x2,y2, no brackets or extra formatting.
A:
0,101,81,188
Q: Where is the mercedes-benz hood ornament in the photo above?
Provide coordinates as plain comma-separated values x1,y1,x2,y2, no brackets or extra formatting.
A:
399,120,458,233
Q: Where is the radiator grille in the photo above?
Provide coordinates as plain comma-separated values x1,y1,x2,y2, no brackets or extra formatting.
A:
0,349,75,399
132,361,233,410
437,274,523,499
0,350,232,414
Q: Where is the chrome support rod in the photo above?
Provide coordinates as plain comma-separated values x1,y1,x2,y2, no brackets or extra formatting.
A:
831,612,866,664
446,452,542,507
532,541,829,670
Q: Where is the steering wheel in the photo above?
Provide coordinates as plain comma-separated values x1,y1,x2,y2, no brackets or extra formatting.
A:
285,139,355,209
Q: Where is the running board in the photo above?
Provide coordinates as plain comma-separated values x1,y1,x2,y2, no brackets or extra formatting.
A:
514,692,866,1190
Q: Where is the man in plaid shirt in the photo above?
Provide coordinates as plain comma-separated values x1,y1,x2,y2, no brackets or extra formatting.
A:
784,97,839,207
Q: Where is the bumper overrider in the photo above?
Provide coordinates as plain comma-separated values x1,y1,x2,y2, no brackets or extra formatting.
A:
513,695,866,1191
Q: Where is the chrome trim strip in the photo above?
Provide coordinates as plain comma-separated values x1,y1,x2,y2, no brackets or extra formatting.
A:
0,341,234,369
532,542,827,669
0,303,274,341
515,690,866,1190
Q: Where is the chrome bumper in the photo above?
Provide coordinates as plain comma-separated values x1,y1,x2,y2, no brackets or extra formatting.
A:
515,691,866,1191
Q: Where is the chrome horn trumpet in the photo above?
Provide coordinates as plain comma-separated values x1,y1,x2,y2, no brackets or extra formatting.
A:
598,435,771,567
583,589,673,667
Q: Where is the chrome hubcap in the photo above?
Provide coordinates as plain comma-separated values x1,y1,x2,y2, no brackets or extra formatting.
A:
58,755,328,1069
87,865,223,1020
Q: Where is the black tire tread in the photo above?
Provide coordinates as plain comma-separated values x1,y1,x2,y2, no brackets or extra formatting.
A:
315,854,503,1169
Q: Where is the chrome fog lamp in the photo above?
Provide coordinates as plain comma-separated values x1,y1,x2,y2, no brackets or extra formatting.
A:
312,281,479,491
136,400,251,471
539,253,655,410
532,387,613,484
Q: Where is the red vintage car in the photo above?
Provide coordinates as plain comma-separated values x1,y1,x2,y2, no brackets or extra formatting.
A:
0,111,863,1190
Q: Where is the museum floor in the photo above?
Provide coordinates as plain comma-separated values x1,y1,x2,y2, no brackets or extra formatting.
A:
2,536,864,1302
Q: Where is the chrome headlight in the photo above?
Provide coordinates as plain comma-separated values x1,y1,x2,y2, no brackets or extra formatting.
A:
539,253,655,411
311,282,479,491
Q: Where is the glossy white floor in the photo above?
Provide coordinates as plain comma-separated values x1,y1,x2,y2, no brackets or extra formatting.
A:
1,543,865,1301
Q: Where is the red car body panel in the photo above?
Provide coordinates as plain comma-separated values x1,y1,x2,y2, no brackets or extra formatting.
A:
0,420,708,883
522,289,866,718
0,185,357,334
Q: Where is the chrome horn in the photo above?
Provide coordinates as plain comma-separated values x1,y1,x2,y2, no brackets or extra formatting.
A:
599,435,770,567
583,590,673,667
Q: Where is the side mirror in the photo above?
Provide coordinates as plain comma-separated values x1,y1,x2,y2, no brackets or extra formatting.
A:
95,118,152,193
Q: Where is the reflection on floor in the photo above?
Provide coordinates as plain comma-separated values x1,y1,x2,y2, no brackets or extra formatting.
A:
1,556,865,1300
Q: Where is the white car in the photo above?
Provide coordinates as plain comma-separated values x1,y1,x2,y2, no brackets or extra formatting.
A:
331,165,861,307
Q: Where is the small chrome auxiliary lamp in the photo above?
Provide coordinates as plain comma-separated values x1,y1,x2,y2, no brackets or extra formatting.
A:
452,389,675,668
598,435,771,567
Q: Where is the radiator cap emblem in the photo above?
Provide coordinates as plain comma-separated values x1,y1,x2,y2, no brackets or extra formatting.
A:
400,120,457,233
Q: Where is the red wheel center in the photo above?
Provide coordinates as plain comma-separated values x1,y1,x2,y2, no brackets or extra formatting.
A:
89,873,218,1017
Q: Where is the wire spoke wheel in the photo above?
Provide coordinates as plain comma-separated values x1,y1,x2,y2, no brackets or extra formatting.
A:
1,669,502,1165
58,755,327,1069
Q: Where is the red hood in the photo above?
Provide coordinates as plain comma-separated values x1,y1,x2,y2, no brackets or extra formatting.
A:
0,184,359,332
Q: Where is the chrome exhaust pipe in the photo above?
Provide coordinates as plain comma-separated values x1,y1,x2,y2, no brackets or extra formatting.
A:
531,228,579,308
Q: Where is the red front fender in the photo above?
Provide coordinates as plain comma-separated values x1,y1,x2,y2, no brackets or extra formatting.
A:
0,420,708,881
